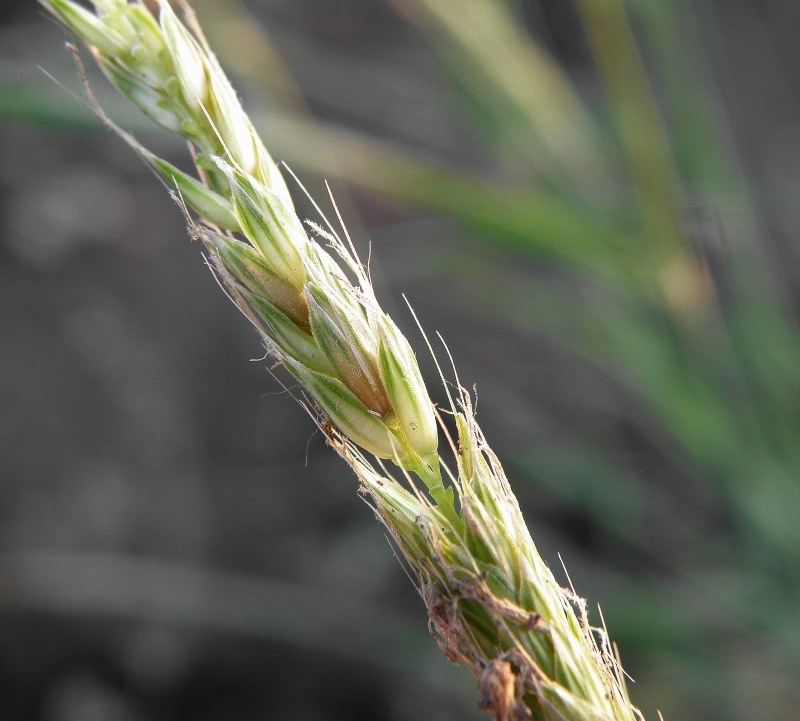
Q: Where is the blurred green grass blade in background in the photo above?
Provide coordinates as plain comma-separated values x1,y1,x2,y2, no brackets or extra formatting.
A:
0,66,106,130
390,0,620,205
626,0,747,198
575,0,686,259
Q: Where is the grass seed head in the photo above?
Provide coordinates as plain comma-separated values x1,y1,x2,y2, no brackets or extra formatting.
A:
42,3,646,718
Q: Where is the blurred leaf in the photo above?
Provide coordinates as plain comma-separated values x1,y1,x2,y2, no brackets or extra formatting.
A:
391,0,619,205
575,0,685,259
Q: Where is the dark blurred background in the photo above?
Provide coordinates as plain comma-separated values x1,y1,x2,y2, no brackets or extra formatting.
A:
3,1,800,719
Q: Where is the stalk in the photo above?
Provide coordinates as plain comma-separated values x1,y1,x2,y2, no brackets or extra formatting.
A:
42,2,646,719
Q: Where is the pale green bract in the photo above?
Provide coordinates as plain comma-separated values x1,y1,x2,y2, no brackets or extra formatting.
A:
42,2,647,720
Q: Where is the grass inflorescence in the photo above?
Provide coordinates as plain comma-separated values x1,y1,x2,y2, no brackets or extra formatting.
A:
42,2,646,719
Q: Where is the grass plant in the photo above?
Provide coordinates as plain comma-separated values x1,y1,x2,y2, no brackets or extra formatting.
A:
41,1,649,719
